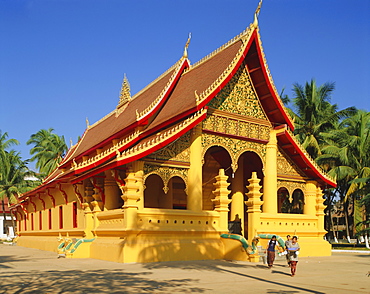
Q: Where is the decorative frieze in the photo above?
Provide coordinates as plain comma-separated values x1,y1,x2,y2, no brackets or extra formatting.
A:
277,179,306,196
143,164,188,195
202,132,266,172
203,115,270,141
145,131,191,163
277,147,306,178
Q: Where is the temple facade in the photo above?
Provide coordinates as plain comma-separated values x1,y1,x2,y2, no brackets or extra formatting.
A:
11,14,336,263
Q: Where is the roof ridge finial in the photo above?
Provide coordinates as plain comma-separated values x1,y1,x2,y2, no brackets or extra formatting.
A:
253,0,263,28
118,73,131,107
183,32,192,58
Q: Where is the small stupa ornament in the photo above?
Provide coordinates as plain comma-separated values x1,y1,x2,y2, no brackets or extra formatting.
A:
253,0,262,28
118,74,131,107
183,33,192,59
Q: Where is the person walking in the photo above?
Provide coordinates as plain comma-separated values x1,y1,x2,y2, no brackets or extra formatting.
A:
285,235,292,266
266,235,278,268
287,236,300,277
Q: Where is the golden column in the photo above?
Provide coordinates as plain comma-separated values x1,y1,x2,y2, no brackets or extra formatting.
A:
304,181,317,216
316,186,326,232
245,172,264,242
230,160,245,232
262,130,278,214
121,170,140,230
188,125,203,212
132,161,144,210
212,169,232,232
83,183,95,238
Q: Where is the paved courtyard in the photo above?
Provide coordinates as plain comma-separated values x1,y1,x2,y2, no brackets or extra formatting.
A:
0,244,369,293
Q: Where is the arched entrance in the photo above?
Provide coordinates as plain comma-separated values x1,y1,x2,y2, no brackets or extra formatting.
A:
202,146,232,211
144,174,170,209
232,151,263,238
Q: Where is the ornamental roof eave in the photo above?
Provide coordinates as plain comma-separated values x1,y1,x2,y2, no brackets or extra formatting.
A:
277,128,336,188
60,57,191,167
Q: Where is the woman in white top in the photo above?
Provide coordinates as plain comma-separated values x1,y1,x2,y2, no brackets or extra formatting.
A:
287,236,300,276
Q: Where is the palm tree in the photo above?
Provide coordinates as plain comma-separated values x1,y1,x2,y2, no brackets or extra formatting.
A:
289,79,356,159
0,131,20,234
0,130,19,157
27,128,68,177
317,110,370,240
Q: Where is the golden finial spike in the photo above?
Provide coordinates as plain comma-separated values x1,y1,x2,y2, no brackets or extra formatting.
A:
183,33,192,58
118,73,131,107
86,117,90,128
253,0,263,28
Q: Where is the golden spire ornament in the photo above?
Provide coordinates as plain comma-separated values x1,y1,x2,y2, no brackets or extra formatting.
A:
253,0,263,28
183,33,192,58
118,74,131,107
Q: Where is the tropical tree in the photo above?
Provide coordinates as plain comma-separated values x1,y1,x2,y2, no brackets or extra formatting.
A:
287,79,356,159
27,128,68,177
317,110,370,240
0,131,19,231
0,150,40,235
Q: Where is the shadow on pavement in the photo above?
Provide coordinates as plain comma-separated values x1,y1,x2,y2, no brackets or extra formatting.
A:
219,268,324,294
0,255,30,269
0,269,206,293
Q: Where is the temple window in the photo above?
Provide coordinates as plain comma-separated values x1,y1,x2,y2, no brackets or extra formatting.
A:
59,206,63,229
48,209,52,230
39,211,42,230
31,213,34,231
278,187,290,213
72,202,78,228
291,189,304,214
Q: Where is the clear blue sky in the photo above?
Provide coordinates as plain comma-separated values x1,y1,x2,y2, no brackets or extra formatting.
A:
1,0,369,169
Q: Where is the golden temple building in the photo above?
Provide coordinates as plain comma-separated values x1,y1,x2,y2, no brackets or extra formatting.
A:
11,7,336,263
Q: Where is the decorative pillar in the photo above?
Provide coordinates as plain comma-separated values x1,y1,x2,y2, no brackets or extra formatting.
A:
245,172,264,243
91,178,104,211
82,202,95,238
316,186,326,232
304,181,317,216
262,130,278,214
121,170,140,230
188,125,203,211
132,161,144,211
212,169,232,232
90,201,101,235
84,183,95,205
230,160,245,233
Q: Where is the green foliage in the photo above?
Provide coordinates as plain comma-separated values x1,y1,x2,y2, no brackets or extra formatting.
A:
27,128,68,178
288,79,356,158
0,130,39,208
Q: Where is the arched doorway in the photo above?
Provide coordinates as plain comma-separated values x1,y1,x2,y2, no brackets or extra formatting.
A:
144,174,171,209
234,151,264,238
202,146,232,211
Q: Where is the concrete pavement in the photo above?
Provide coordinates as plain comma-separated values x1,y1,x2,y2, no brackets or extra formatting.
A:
0,244,369,293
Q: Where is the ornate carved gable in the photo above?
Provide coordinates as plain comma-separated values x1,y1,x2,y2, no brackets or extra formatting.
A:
144,131,191,164
207,64,268,120
277,147,306,178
